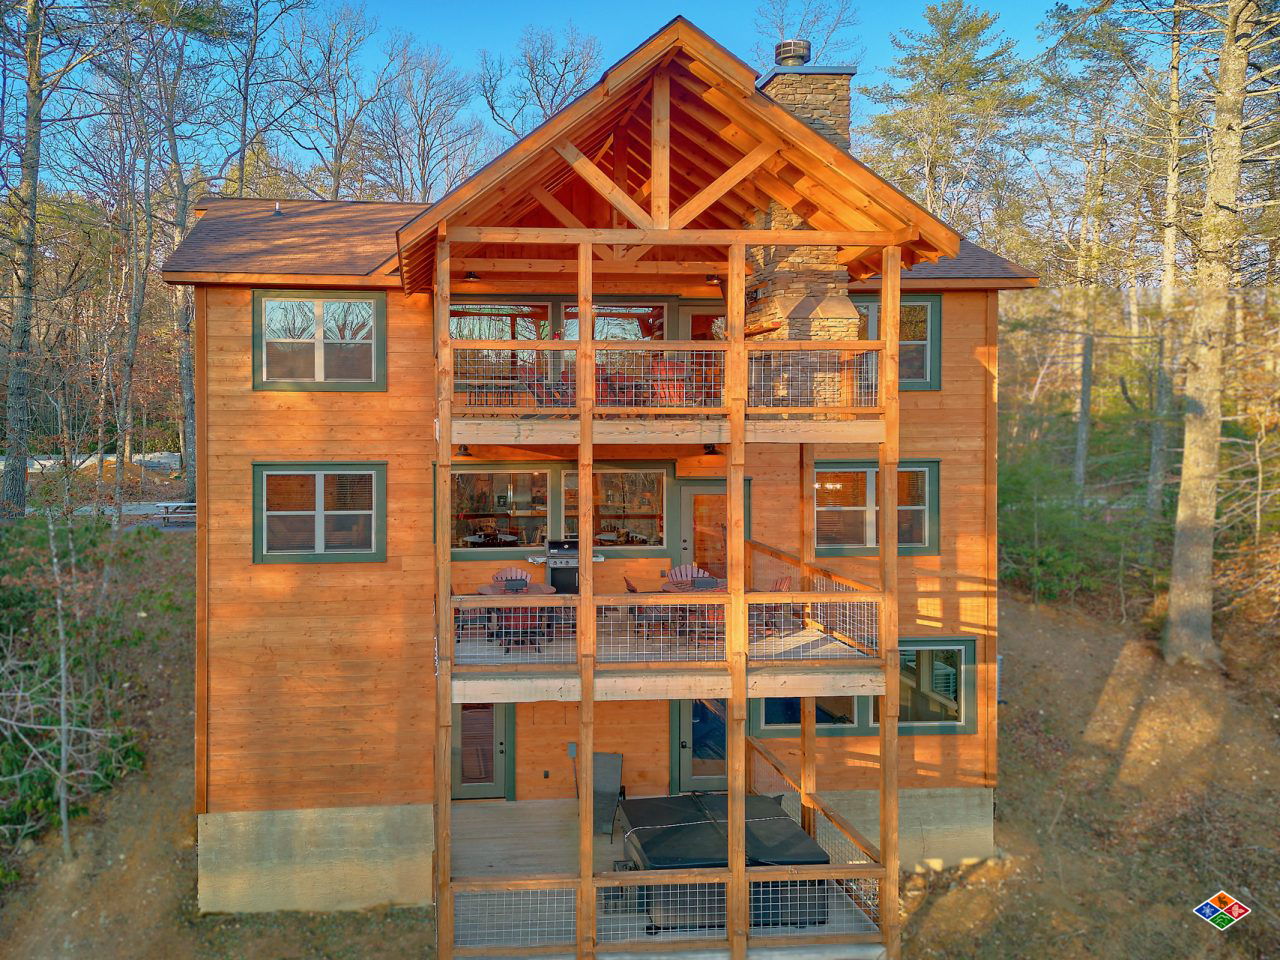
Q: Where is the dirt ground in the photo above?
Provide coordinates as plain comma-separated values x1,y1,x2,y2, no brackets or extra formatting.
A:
0,531,1275,959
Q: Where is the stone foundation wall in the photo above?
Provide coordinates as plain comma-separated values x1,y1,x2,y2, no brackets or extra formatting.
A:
822,787,996,871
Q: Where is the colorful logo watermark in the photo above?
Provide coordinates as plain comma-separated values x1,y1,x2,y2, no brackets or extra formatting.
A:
1194,891,1251,930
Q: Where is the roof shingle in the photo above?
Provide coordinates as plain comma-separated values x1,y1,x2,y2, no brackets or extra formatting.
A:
163,198,426,277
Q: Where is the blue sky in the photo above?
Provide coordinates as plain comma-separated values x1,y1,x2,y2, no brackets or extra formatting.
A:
367,1,1057,87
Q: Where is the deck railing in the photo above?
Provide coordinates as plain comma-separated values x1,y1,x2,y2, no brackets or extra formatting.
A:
449,339,882,419
452,594,578,666
746,540,881,660
746,738,884,944
595,594,728,663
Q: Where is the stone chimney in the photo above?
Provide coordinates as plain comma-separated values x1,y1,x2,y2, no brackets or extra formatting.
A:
748,42,860,339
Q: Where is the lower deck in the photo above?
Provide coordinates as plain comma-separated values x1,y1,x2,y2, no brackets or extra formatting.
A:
451,798,883,960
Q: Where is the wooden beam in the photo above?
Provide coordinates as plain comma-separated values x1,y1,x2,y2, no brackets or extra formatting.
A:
453,257,730,276
555,140,655,229
726,241,748,960
433,227,455,960
576,242,597,960
651,71,671,228
529,185,613,261
671,142,777,229
878,244,902,960
448,226,917,247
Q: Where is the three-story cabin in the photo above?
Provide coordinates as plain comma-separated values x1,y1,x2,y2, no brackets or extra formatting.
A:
164,18,1035,960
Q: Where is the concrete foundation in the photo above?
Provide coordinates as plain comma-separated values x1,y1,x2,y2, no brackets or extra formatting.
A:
823,787,995,871
198,802,435,913
197,788,991,914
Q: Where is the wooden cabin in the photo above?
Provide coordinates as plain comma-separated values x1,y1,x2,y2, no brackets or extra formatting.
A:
163,18,1036,960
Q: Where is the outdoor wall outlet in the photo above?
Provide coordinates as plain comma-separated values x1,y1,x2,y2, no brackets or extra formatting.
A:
543,770,549,779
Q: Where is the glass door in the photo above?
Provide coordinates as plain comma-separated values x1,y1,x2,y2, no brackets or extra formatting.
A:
452,703,511,799
680,482,727,577
677,699,728,792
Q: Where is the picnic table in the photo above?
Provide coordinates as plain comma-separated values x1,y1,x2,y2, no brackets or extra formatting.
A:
154,501,196,526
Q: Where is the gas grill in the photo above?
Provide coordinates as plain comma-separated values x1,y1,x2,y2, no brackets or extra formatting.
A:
527,539,604,594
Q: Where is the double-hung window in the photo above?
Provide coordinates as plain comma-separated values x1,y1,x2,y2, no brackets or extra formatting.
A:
253,291,386,390
853,295,940,390
254,463,387,562
814,459,939,556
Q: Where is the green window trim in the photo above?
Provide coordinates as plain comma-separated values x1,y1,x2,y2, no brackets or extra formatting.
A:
851,293,942,391
813,458,940,558
252,289,387,391
252,461,388,563
748,637,978,738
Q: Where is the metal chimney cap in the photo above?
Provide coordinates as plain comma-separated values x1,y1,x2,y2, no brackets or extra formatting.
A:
775,39,811,67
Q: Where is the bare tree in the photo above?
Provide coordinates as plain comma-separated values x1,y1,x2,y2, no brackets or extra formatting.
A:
282,4,404,200
0,0,111,518
363,45,489,203
1165,0,1280,665
478,24,601,142
753,0,862,65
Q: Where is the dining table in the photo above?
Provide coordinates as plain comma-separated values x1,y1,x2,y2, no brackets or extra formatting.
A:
474,581,558,596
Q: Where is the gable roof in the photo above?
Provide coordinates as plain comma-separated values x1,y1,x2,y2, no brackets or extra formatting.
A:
163,198,426,281
161,200,1035,286
392,16,962,293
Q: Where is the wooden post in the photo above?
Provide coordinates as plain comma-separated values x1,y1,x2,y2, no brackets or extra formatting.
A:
877,245,902,960
799,445,817,836
725,242,748,960
800,445,815,590
651,71,670,229
576,243,597,960
433,227,455,960
800,697,816,836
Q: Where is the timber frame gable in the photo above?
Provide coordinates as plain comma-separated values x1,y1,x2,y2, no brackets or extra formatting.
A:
393,17,961,296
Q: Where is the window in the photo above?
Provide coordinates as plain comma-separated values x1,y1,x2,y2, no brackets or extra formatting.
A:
452,470,549,548
853,295,941,390
874,645,966,726
563,470,665,547
253,291,386,391
563,302,666,340
814,460,939,556
450,302,554,340
253,463,386,562
753,638,975,737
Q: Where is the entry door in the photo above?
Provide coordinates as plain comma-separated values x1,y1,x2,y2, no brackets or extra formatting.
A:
680,483,727,577
452,703,511,799
676,699,728,792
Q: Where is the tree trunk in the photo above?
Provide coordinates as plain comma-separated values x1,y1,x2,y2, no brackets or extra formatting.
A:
1,0,45,518
1164,0,1256,666
1073,333,1093,495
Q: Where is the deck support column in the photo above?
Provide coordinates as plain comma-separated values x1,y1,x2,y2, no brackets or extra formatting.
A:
576,243,597,960
799,445,817,836
433,227,455,960
725,242,748,960
877,245,902,960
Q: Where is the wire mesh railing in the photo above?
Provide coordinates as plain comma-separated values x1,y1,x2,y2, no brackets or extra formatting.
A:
452,343,577,413
747,342,879,416
595,597,727,663
596,878,730,942
452,884,577,950
452,596,577,665
595,343,726,412
747,877,880,937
